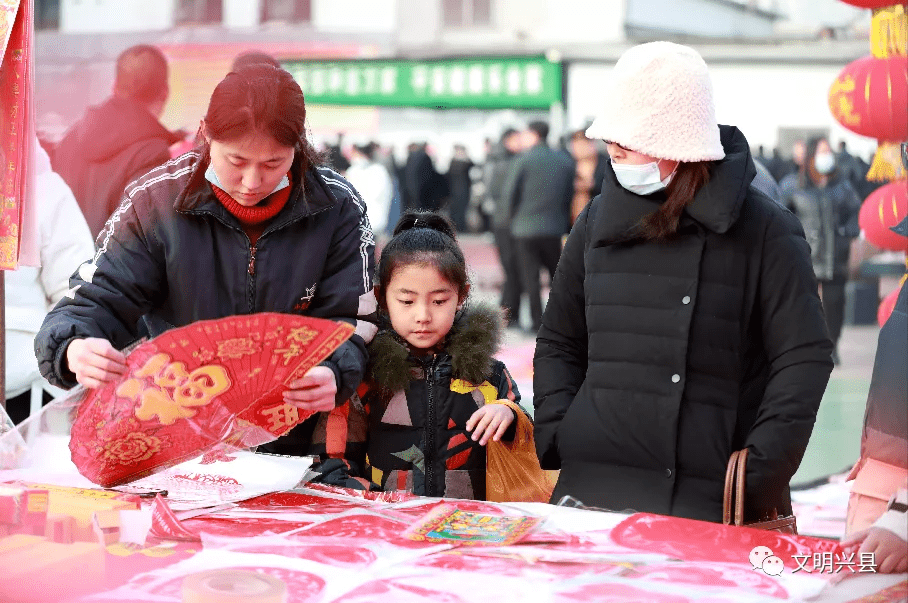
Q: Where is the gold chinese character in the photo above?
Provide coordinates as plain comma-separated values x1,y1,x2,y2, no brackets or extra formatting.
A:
287,326,317,345
274,343,300,365
261,403,300,432
120,353,231,425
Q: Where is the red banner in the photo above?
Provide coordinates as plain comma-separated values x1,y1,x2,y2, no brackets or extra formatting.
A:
0,0,35,270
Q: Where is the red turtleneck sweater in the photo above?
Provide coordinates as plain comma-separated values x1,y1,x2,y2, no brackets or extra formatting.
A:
210,176,292,246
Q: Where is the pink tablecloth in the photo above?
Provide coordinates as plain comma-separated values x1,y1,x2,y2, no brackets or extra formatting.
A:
3,484,903,603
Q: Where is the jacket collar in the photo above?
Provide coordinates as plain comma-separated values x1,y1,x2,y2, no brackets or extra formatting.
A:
369,303,503,393
591,125,755,247
174,151,338,228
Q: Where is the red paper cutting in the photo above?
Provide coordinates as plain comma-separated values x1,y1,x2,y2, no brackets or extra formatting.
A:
70,313,354,487
0,0,35,270
610,512,842,567
149,494,200,542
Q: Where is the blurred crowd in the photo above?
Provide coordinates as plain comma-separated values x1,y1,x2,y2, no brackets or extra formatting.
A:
21,43,890,393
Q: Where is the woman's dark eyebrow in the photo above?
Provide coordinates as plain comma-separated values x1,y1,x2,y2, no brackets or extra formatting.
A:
227,152,285,163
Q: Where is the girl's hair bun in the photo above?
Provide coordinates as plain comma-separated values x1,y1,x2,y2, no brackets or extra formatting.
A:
393,211,457,240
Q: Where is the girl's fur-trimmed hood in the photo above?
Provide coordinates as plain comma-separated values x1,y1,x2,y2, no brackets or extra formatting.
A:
368,303,504,394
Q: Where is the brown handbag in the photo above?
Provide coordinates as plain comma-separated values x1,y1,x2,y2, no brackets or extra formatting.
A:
723,449,798,534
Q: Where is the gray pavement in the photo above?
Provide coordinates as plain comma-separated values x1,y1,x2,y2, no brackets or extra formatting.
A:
459,233,881,487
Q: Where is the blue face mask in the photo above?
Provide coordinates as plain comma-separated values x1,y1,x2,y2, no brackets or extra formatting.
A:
612,159,675,195
204,165,290,196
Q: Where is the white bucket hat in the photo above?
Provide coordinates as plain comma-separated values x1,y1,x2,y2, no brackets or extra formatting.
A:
585,41,725,162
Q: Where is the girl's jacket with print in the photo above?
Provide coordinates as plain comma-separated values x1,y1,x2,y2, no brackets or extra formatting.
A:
309,304,525,499
35,149,377,453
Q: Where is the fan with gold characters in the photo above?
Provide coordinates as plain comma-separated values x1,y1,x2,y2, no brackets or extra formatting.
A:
70,313,354,487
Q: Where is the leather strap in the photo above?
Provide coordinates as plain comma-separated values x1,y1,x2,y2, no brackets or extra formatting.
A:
735,448,749,526
723,449,740,525
746,516,797,531
723,448,798,534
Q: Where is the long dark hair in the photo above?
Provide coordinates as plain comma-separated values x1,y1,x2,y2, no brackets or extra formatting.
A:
376,211,469,309
799,136,832,188
202,63,321,174
636,161,713,240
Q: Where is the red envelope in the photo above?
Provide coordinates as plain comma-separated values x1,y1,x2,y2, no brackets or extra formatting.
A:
70,313,354,487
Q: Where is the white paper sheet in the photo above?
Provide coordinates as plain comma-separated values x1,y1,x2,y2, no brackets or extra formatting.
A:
125,451,314,511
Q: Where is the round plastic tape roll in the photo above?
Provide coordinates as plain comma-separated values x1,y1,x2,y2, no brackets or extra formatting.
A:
182,569,287,603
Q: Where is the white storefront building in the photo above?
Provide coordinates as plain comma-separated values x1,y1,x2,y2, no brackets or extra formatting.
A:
40,0,877,163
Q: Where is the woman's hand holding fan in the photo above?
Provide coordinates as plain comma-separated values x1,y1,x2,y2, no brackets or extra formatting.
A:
69,313,355,487
66,337,128,389
284,366,337,412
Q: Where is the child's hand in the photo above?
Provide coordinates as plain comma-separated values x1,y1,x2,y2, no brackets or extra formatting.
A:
466,404,515,446
841,527,908,574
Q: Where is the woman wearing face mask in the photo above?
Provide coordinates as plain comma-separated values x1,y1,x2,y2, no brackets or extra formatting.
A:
780,137,862,365
533,42,834,522
35,64,377,455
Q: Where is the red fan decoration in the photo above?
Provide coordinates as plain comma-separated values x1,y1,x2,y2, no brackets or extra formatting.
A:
859,180,908,251
70,313,355,487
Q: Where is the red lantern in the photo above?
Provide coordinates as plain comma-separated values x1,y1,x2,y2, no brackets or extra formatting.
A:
840,0,898,7
878,285,901,326
860,180,908,250
829,56,908,141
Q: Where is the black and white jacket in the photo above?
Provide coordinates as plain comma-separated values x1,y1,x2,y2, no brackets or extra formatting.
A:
36,149,377,452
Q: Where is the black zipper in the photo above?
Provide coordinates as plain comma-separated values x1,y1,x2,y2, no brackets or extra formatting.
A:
247,243,257,312
179,200,334,314
424,355,439,496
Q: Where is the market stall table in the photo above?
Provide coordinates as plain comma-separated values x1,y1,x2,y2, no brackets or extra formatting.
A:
0,479,905,602
0,400,904,602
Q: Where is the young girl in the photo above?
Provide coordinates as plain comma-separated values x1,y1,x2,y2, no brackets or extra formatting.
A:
311,211,530,500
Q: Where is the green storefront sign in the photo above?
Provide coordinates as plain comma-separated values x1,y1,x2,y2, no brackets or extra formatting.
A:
281,56,562,109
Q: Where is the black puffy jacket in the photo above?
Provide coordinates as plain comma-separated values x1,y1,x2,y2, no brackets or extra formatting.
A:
533,126,834,522
36,150,377,453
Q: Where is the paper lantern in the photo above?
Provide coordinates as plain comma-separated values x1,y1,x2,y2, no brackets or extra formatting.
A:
840,0,900,7
829,55,908,142
859,180,908,250
878,285,901,326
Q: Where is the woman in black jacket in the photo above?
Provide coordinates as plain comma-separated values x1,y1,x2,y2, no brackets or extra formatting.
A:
35,64,377,454
533,42,834,523
780,137,863,364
